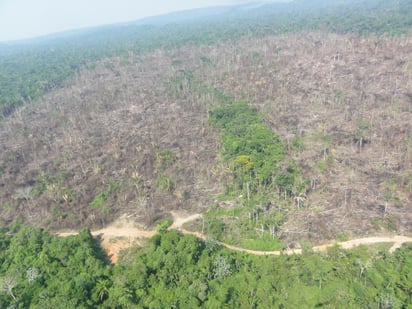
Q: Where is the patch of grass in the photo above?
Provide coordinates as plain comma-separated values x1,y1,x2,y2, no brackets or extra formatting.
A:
60,188,76,203
337,233,349,242
1,202,13,213
314,153,334,173
89,182,120,208
154,148,177,191
216,192,238,202
89,192,109,208
291,136,305,152
371,216,398,232
203,216,226,240
241,234,282,251
107,182,121,194
156,219,173,233
155,175,175,191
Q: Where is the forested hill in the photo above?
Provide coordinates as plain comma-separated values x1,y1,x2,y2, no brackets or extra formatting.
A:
1,0,411,117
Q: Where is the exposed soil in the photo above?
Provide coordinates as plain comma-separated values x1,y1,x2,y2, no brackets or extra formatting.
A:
59,211,200,263
58,214,155,264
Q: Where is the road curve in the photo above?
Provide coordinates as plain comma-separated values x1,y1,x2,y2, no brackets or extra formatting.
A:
57,213,412,263
178,229,412,255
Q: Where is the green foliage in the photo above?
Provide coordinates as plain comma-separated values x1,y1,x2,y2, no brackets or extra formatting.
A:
207,97,304,250
250,51,262,65
1,202,13,213
355,119,370,145
203,213,226,240
154,148,177,191
89,182,120,208
0,227,412,308
156,219,173,233
31,171,77,205
0,226,109,308
241,233,281,251
155,174,175,191
200,55,212,66
31,173,49,196
204,201,286,251
209,101,297,193
234,155,254,173
371,215,398,232
89,192,109,208
107,182,121,194
291,135,305,152
334,89,346,105
156,149,176,169
382,174,412,205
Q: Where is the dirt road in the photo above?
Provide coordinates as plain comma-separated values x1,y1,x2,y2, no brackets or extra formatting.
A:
58,212,412,263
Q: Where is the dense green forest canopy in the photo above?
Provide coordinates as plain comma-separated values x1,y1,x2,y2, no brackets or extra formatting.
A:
0,0,411,117
1,226,411,308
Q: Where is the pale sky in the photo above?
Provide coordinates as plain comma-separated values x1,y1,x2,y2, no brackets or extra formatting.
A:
0,0,278,42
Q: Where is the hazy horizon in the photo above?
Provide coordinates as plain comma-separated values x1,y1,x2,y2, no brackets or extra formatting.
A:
0,0,287,42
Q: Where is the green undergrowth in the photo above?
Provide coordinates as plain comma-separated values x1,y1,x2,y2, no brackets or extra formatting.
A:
209,100,301,194
241,233,282,251
204,96,306,250
89,182,121,215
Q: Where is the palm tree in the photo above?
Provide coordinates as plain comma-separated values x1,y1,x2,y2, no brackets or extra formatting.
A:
355,120,369,151
0,275,17,301
95,279,110,301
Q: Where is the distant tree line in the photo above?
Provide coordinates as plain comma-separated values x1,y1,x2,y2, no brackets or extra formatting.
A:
1,0,411,117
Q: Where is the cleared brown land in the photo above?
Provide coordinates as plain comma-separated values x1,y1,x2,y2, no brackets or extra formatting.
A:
189,31,412,244
0,51,221,229
1,31,411,245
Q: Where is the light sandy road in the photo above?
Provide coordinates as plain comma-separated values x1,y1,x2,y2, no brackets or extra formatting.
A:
315,235,412,254
58,213,412,263
175,229,412,255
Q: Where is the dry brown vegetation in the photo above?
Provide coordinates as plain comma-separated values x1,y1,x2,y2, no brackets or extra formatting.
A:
191,31,412,243
1,30,411,244
0,50,221,229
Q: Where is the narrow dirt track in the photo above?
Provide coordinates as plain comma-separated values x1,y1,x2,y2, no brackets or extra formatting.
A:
58,213,412,263
169,212,202,230
176,230,412,255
